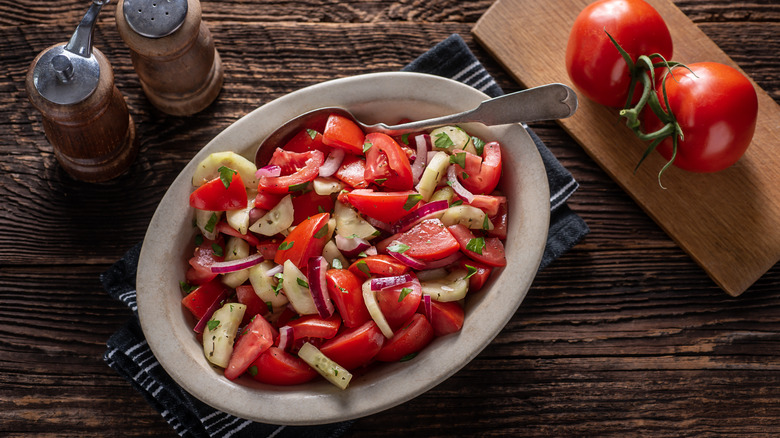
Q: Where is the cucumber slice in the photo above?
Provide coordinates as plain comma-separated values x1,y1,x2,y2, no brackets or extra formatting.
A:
333,200,378,240
298,342,352,390
282,260,318,315
192,151,258,189
220,237,252,288
194,209,222,240
421,268,469,302
226,193,256,235
429,126,475,154
202,303,247,368
249,195,294,236
313,177,345,196
416,151,449,202
440,205,494,230
248,261,289,311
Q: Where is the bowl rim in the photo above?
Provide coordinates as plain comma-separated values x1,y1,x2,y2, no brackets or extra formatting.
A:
137,71,550,425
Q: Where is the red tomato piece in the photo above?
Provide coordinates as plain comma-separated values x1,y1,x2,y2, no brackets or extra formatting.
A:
457,259,493,293
345,189,421,224
363,132,414,190
467,194,503,217
319,320,385,370
273,212,330,269
376,275,423,331
565,0,673,108
326,269,371,328
215,221,261,247
454,141,502,195
189,172,248,211
185,236,225,285
421,300,464,337
286,314,342,341
282,129,328,154
256,237,281,261
235,284,266,326
375,313,434,362
334,154,369,189
181,278,229,320
257,149,324,194
225,314,276,380
448,224,507,267
291,190,334,225
322,113,365,155
487,198,507,240
254,191,283,210
250,347,318,385
392,218,460,262
348,254,410,280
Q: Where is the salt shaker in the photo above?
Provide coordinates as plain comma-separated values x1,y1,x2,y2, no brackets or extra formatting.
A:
115,0,224,116
26,0,138,182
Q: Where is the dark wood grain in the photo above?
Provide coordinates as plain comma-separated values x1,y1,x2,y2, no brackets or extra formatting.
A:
1,0,778,436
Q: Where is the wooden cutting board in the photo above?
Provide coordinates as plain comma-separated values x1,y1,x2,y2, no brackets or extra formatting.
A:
473,0,780,296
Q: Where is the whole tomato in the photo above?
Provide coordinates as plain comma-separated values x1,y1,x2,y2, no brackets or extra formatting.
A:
565,0,673,108
643,62,758,173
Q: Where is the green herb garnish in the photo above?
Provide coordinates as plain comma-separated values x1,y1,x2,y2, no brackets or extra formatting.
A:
206,320,220,331
398,287,413,302
218,166,236,188
363,141,373,153
204,212,218,234
314,223,328,239
434,132,454,150
306,128,317,140
403,193,423,211
278,241,294,251
387,242,410,254
297,277,309,288
449,152,466,169
471,136,485,155
466,237,485,255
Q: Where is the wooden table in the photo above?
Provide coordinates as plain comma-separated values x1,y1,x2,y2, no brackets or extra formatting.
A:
1,0,778,436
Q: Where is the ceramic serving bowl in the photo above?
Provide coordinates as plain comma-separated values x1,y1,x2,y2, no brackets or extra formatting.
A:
137,72,550,425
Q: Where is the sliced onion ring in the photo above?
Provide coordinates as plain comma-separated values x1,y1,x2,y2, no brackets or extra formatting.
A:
210,253,264,273
307,256,334,318
319,148,345,177
366,216,391,233
362,282,394,338
255,165,281,178
264,263,284,277
277,325,293,351
410,134,429,184
335,234,371,257
421,251,463,270
391,200,448,234
447,164,475,203
422,294,433,322
387,246,426,270
370,273,414,291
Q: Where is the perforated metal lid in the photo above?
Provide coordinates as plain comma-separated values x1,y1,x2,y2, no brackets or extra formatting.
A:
123,0,188,38
32,0,108,105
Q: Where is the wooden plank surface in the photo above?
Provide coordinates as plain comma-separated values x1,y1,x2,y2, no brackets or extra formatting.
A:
473,0,780,296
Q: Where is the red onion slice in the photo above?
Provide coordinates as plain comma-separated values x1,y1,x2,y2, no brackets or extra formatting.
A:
366,216,391,233
307,256,334,318
210,253,264,273
447,164,475,203
421,251,463,270
391,200,448,234
422,294,432,322
255,165,281,178
370,273,414,291
277,325,293,351
335,234,371,257
410,134,429,184
387,246,426,270
319,148,345,177
264,263,284,277
193,290,230,333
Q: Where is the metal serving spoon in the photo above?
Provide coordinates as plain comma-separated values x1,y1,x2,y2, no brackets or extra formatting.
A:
255,82,578,166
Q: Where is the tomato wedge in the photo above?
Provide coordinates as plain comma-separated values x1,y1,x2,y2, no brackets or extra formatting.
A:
392,218,460,262
291,190,334,225
254,191,283,210
457,259,493,292
345,189,421,223
224,314,276,380
282,128,328,154
348,254,410,280
375,313,434,362
181,278,229,320
257,149,324,194
250,347,318,385
185,236,225,286
322,113,365,155
273,212,330,269
319,320,385,370
326,269,371,328
286,314,342,341
334,154,369,189
216,221,261,247
376,275,423,331
454,141,502,195
363,132,414,190
421,300,464,337
235,284,267,325
190,172,248,211
448,224,507,267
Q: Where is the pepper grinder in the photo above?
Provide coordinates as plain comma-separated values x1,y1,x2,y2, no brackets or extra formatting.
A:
26,0,138,182
115,0,224,116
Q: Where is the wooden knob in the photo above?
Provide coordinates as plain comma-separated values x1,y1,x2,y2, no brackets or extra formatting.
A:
115,0,224,116
26,45,138,182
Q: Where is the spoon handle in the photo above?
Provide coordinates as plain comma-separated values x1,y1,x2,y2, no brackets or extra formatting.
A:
368,83,578,135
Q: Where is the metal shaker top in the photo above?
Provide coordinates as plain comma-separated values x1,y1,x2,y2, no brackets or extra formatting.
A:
122,0,188,38
31,0,109,105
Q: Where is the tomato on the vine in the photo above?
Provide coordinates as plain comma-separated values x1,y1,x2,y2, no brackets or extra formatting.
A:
642,62,758,173
565,0,673,108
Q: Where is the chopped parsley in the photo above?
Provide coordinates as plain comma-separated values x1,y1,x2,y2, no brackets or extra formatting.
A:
434,132,454,150
464,264,478,279
466,237,486,255
356,260,370,276
306,128,317,140
249,365,259,376
297,277,309,288
206,320,220,331
363,141,373,153
462,171,469,180
387,242,410,254
403,193,423,211
218,166,236,188
265,301,273,313
399,352,418,362
314,223,329,239
204,212,218,233
332,258,343,269
449,152,466,169
194,234,204,246
278,241,294,251
180,281,197,294
471,136,486,155
482,214,491,231
374,178,387,185
211,243,223,257
451,199,463,206
288,181,309,192
273,273,284,295
400,133,410,145
398,287,413,302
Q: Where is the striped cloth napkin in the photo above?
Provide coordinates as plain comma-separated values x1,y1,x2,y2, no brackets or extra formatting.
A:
102,33,588,438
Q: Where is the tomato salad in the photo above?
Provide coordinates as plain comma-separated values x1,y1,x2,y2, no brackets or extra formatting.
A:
181,113,508,389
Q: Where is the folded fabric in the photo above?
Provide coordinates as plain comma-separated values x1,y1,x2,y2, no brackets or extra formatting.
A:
103,33,589,438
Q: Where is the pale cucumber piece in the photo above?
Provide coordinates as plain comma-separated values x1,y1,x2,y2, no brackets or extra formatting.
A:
282,260,318,315
220,237,252,288
226,193,256,235
430,186,455,204
421,268,469,302
313,177,345,196
362,280,394,338
202,303,247,368
249,195,294,236
416,151,450,202
333,200,378,240
439,205,494,230
194,209,222,240
322,240,348,270
298,342,352,390
429,126,475,154
192,151,258,189
248,261,289,311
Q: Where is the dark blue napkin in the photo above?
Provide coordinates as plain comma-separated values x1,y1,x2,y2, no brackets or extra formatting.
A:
103,33,588,438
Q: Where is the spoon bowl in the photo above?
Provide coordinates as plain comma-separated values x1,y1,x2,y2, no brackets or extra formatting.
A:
255,82,577,166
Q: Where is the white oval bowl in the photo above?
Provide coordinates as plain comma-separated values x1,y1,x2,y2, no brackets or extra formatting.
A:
137,72,550,425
